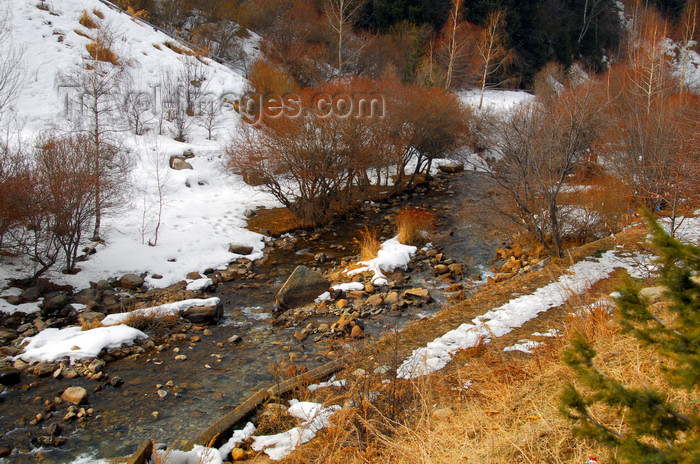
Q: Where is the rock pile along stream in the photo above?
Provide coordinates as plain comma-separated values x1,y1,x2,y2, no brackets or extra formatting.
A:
0,170,504,463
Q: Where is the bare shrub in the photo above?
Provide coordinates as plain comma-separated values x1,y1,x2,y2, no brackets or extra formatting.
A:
86,38,119,65
395,207,435,246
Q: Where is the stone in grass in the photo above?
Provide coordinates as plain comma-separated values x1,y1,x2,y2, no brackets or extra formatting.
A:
276,266,330,310
61,386,88,405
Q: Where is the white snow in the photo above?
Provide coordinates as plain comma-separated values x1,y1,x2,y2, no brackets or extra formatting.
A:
218,422,256,460
308,377,347,392
532,329,561,338
251,401,341,461
0,298,43,315
459,89,534,114
397,249,648,378
186,278,213,291
503,339,544,354
0,0,280,292
15,325,147,363
346,237,416,286
100,297,220,326
152,445,224,464
332,282,365,292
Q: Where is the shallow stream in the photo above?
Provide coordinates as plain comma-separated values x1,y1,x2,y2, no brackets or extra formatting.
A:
0,171,500,463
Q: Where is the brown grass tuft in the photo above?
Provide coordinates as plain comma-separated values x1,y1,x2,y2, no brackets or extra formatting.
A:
74,29,93,40
86,39,119,65
355,227,381,261
92,8,104,19
396,207,435,246
163,41,194,56
122,312,179,337
79,10,98,29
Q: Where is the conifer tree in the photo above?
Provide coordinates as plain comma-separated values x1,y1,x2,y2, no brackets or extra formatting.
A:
560,212,700,463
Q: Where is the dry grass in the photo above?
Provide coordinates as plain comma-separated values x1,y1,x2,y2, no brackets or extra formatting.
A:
395,207,435,246
152,43,162,51
86,39,119,65
122,312,179,337
73,29,93,40
246,207,305,236
284,258,699,464
92,8,104,19
163,41,195,56
355,227,381,261
79,10,99,29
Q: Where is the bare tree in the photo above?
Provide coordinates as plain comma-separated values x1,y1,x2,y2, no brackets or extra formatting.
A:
475,10,514,109
326,0,366,74
122,87,155,135
480,85,605,257
59,28,129,241
197,93,222,140
34,134,97,273
0,5,24,122
138,137,169,247
678,0,698,95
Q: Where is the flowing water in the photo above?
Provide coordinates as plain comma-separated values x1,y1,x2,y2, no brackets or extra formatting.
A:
0,171,499,463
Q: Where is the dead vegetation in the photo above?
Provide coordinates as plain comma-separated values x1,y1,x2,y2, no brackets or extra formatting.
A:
395,207,435,246
86,38,119,65
355,227,381,261
79,10,99,29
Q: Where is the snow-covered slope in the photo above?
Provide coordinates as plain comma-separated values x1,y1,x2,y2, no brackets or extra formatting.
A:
1,0,280,291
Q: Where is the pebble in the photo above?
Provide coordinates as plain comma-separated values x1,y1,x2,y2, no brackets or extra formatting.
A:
174,355,187,361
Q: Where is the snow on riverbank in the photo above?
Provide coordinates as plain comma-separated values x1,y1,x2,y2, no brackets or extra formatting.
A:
148,401,339,463
396,248,646,378
15,325,147,363
346,237,417,286
100,297,220,326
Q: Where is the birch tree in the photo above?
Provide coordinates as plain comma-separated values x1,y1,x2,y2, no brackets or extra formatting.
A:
475,10,513,109
326,0,366,74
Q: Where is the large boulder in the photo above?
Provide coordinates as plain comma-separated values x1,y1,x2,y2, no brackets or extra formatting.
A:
276,266,330,310
120,274,144,289
61,386,88,405
169,155,193,170
183,304,224,324
0,366,21,386
42,293,68,313
229,244,254,255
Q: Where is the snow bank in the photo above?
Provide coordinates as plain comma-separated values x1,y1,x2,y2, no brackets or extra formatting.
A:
347,237,417,286
251,401,341,461
397,249,644,378
16,325,147,363
100,297,220,326
152,445,224,464
218,422,256,460
503,339,544,354
0,298,42,316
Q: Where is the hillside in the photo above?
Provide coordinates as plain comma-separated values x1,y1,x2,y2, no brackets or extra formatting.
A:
1,0,279,292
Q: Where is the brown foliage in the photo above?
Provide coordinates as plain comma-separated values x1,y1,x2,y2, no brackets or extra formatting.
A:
86,39,120,65
395,208,435,246
79,10,99,29
162,41,195,56
355,227,381,261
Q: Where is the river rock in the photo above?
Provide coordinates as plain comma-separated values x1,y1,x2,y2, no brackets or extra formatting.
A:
0,447,11,458
31,362,57,377
88,358,105,374
350,325,365,339
276,266,330,310
120,274,144,289
61,386,88,405
231,447,246,461
42,293,68,313
385,291,399,305
402,288,431,303
229,244,254,255
186,271,203,280
0,328,17,345
21,285,44,302
0,366,21,386
366,294,384,307
3,295,20,305
183,304,223,324
434,264,450,275
79,311,105,328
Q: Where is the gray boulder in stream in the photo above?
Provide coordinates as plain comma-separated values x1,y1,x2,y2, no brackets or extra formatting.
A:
276,265,330,310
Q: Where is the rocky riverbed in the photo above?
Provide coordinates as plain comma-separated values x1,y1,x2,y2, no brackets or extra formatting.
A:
0,170,525,463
